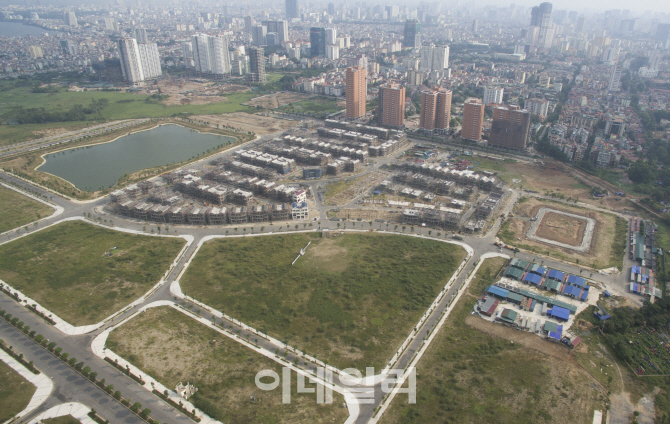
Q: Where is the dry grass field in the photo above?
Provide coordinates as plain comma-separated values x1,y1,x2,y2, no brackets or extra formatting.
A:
107,306,349,424
380,257,606,424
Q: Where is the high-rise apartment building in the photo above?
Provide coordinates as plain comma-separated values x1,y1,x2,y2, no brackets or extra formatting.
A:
326,45,339,60
286,0,299,20
576,16,586,33
472,19,478,32
609,65,622,91
345,66,367,119
191,34,231,75
378,84,406,128
524,98,549,117
104,17,119,32
60,40,77,55
64,11,77,26
461,98,485,141
252,25,267,46
262,20,289,43
326,28,337,45
117,38,144,84
528,2,554,48
134,28,148,44
403,19,421,48
28,45,43,58
244,15,255,33
182,42,194,67
420,44,449,72
310,27,326,57
137,43,161,79
249,46,266,82
489,105,531,150
419,89,452,134
483,86,504,104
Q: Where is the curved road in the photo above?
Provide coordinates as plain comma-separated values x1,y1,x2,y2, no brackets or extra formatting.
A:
0,142,634,424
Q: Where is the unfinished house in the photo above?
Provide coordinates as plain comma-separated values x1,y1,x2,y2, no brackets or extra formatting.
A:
272,203,290,221
133,202,153,221
231,189,253,205
187,206,207,225
168,206,186,224
475,191,505,219
228,206,248,224
149,204,170,222
118,200,138,217
250,205,269,222
205,187,227,205
207,207,227,225
402,209,421,225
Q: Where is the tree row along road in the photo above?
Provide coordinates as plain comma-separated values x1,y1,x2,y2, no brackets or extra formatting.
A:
0,119,150,160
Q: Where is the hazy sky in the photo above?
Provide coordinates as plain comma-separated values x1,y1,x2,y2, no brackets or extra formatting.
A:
505,0,670,14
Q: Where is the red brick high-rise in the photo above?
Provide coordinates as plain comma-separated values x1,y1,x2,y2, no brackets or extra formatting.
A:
419,89,452,134
378,84,406,128
489,105,531,150
461,98,485,141
346,66,367,119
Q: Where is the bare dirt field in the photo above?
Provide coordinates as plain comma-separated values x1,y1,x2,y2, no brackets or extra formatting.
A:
192,113,297,135
499,197,619,269
484,159,633,211
243,92,313,109
536,212,587,247
465,314,571,359
334,208,398,222
157,81,250,106
325,172,387,205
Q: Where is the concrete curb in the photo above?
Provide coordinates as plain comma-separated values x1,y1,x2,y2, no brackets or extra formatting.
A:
91,300,360,424
0,217,193,335
27,402,97,424
0,350,53,424
369,252,510,423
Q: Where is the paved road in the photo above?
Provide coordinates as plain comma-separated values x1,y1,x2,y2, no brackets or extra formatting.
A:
0,119,151,160
0,133,636,424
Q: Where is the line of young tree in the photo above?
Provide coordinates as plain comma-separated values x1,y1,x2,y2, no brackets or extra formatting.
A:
12,98,109,124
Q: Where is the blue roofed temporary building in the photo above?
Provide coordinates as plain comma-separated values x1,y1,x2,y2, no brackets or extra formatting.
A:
566,275,585,288
523,273,543,285
548,306,570,321
528,263,547,276
547,269,565,281
486,285,509,299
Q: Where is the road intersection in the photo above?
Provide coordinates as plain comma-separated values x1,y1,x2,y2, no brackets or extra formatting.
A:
0,133,636,424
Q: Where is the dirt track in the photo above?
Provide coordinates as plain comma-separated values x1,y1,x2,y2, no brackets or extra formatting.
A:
191,113,297,135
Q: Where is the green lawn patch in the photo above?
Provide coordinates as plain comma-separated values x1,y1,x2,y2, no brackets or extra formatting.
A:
181,233,466,371
0,359,36,422
0,121,91,147
278,97,341,117
0,185,53,233
381,256,603,424
0,87,257,123
43,416,82,424
0,221,185,326
107,306,348,424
